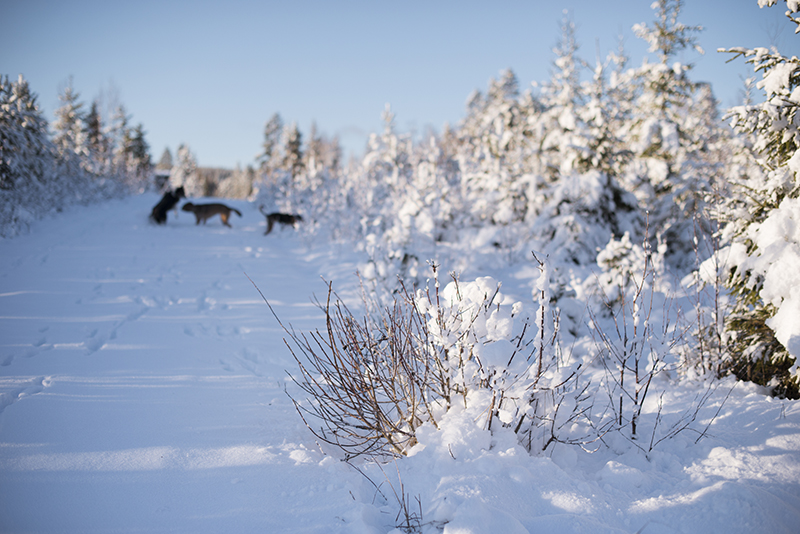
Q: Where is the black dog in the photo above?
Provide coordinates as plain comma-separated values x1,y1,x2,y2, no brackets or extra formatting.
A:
150,186,185,224
259,205,303,235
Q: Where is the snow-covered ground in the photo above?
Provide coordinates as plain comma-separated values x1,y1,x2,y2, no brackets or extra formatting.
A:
1,193,799,533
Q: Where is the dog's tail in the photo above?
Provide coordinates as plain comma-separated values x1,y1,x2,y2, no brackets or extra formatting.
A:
232,208,242,217
259,204,268,217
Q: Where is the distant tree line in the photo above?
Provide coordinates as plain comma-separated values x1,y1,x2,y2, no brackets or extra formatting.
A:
1,75,152,236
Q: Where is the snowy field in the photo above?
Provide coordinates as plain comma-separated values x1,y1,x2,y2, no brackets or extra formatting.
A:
1,193,800,533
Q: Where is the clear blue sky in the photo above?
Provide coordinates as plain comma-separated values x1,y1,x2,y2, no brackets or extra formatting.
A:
2,0,797,169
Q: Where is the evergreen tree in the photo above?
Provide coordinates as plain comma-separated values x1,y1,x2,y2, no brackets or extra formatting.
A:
623,0,714,270
0,74,54,192
323,134,343,174
524,15,640,270
125,123,151,188
83,99,107,175
538,11,585,177
457,69,534,227
281,121,304,179
156,147,173,171
170,143,200,195
713,0,800,397
52,79,89,175
108,104,130,177
258,113,283,177
1,74,57,236
305,121,323,177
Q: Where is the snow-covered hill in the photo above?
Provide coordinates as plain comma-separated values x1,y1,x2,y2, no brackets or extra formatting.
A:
1,194,799,533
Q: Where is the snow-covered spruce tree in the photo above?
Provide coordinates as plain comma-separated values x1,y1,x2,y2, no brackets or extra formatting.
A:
83,99,109,176
291,122,345,236
361,106,466,287
120,123,152,192
0,75,54,191
2,76,147,236
353,105,418,286
536,12,585,180
216,164,255,199
156,147,173,171
711,0,800,398
254,113,284,206
304,121,338,180
52,80,89,171
456,69,537,232
257,112,283,181
99,102,152,192
281,121,305,181
622,0,722,272
581,36,636,178
169,143,201,195
254,114,348,237
0,74,58,236
256,119,305,212
51,79,97,200
380,130,464,284
106,104,129,178
293,123,331,204
153,147,173,190
530,15,641,273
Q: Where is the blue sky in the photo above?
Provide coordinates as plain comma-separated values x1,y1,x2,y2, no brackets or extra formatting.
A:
2,0,797,169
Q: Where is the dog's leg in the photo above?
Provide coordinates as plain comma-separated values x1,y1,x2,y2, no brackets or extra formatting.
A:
265,217,274,235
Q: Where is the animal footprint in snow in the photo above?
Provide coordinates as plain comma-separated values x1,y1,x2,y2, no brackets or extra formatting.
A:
183,324,211,337
240,347,262,364
197,296,216,311
125,307,149,322
85,335,106,354
0,376,52,414
216,325,238,336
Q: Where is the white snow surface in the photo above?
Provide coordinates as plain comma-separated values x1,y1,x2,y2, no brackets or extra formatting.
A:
1,193,800,533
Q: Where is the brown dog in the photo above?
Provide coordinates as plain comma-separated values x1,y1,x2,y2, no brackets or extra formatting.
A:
259,205,303,235
182,202,242,227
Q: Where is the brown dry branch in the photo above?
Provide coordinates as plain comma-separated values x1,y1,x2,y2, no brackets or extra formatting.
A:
250,272,449,461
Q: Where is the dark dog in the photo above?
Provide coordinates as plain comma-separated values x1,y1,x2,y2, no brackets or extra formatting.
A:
182,202,242,227
259,205,303,235
150,186,185,224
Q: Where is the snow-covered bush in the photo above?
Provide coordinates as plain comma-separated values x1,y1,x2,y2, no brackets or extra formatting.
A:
283,250,713,463
280,264,592,460
588,231,700,451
